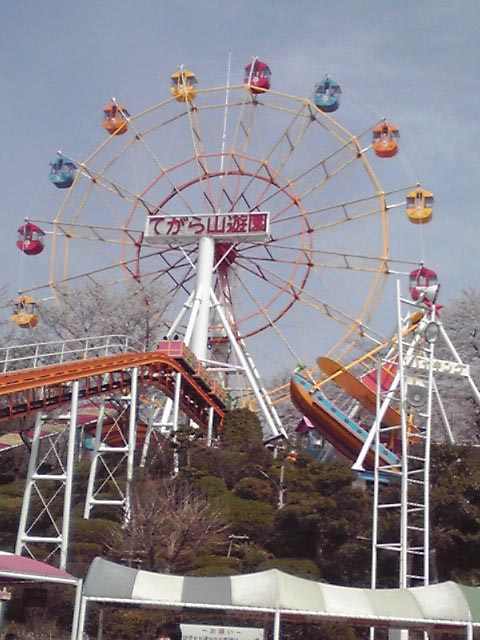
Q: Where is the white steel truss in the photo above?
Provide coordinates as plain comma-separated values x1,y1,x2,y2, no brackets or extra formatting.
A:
84,369,138,521
368,282,480,592
15,370,139,569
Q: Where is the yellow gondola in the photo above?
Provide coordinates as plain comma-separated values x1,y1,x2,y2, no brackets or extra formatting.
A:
406,188,434,224
11,295,39,329
170,69,197,103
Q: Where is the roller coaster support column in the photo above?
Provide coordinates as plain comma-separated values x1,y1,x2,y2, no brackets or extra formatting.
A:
125,368,138,521
16,381,80,569
84,400,106,519
16,412,45,556
84,369,139,520
61,380,80,569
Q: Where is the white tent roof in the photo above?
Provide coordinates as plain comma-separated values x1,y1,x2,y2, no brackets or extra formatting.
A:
82,557,480,631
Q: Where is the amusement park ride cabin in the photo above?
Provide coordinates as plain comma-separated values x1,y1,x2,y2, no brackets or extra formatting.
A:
170,69,197,102
372,122,400,158
314,75,341,112
11,295,39,329
16,223,45,256
102,103,130,135
49,155,77,189
406,188,434,224
244,59,271,93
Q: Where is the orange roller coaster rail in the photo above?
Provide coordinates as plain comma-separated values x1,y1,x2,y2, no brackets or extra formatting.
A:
0,350,227,434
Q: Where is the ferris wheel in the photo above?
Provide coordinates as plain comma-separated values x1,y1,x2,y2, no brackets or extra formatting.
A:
17,61,427,435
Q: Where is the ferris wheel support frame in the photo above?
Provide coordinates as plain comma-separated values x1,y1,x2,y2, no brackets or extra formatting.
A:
139,219,286,459
143,278,286,453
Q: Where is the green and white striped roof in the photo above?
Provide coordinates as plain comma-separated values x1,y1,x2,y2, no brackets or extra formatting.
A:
83,558,480,630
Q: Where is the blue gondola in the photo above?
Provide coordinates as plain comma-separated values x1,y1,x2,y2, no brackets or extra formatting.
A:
49,155,76,189
314,75,341,113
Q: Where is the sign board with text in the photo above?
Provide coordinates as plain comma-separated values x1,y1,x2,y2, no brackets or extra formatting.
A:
181,624,264,640
144,212,270,244
408,356,470,377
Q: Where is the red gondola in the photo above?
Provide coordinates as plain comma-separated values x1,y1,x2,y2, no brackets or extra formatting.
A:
16,223,45,256
409,266,440,306
244,60,271,94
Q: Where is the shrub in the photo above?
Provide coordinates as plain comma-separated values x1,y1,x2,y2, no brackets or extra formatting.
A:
257,557,321,579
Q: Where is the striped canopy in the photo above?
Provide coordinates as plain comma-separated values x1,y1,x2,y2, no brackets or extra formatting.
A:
83,557,480,631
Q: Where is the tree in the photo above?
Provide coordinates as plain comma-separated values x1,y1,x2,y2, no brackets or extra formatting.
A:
1,279,171,351
37,280,171,350
270,456,372,585
108,477,229,572
430,443,480,583
433,288,480,442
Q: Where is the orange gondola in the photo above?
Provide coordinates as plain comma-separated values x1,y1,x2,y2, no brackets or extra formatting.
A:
372,122,399,158
102,104,130,135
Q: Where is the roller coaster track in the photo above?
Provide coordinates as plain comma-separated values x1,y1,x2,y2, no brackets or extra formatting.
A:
0,346,227,433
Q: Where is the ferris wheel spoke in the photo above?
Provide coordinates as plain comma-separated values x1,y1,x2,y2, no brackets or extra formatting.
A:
222,154,275,214
231,95,259,165
233,255,372,335
228,103,313,216
120,117,200,217
226,266,309,363
250,104,315,208
216,101,259,213
76,163,156,213
184,103,220,213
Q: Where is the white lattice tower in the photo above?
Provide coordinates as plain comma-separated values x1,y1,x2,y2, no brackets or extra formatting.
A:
369,281,480,596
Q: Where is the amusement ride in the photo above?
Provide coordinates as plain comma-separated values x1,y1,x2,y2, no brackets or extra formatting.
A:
2,58,479,600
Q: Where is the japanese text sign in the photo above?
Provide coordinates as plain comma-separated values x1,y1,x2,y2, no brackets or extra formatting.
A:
144,212,270,244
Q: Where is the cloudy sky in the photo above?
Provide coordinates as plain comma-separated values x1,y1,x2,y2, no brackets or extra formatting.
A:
0,1,478,366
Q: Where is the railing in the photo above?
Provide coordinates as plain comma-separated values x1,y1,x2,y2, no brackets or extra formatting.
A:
0,335,142,373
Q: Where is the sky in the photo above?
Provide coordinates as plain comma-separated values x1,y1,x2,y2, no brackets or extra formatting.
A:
0,0,479,368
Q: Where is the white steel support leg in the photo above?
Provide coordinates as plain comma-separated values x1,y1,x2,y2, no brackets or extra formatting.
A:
172,371,182,476
125,368,138,521
15,412,44,555
76,596,88,640
83,390,132,519
191,236,215,360
273,610,281,640
84,400,106,519
140,403,159,467
397,283,409,589
145,295,203,462
60,379,80,569
71,579,83,640
207,406,214,446
353,327,424,472
240,337,284,433
211,288,285,439
439,324,480,405
432,379,455,444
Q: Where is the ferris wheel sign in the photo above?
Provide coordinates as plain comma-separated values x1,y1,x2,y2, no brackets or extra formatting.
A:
144,212,270,244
